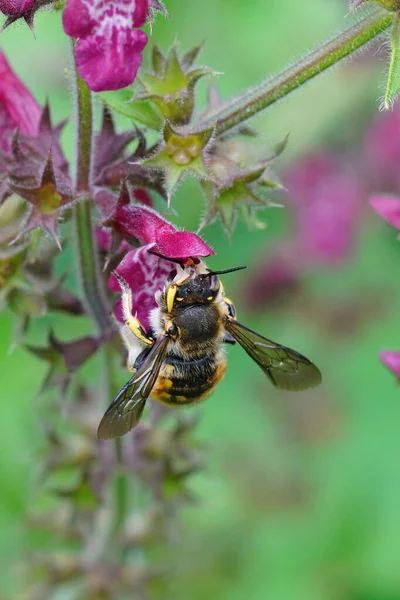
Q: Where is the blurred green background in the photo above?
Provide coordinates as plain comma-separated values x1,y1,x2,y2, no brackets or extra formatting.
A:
2,1,400,598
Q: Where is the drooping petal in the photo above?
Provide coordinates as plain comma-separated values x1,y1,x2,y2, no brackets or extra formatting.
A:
113,204,176,243
113,203,214,258
369,195,400,231
380,351,400,379
155,230,214,259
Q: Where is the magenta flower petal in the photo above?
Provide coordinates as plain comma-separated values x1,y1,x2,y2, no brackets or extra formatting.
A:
0,52,41,154
155,230,214,259
113,204,214,259
95,227,112,252
109,205,215,328
133,188,152,207
0,0,33,15
63,0,149,92
74,27,148,92
61,0,95,37
380,351,400,379
369,195,400,231
110,246,176,329
114,204,176,243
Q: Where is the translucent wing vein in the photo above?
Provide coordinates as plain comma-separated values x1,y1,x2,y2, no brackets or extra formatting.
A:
98,335,170,440
225,318,321,391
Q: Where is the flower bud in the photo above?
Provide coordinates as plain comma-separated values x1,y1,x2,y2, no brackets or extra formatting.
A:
138,44,215,125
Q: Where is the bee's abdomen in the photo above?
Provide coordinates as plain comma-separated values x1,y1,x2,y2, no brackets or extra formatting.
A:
151,352,226,405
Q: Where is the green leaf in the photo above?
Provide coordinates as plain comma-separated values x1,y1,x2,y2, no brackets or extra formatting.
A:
382,14,400,109
99,89,163,130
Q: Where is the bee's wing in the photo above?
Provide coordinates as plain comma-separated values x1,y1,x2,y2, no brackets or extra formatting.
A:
98,334,170,440
224,318,321,391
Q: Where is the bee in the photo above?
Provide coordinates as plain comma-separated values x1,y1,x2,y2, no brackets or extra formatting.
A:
98,261,322,440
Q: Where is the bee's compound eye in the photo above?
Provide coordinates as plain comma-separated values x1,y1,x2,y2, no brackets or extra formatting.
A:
167,323,178,336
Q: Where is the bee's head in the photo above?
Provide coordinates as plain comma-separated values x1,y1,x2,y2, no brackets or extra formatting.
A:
175,273,220,305
164,264,247,313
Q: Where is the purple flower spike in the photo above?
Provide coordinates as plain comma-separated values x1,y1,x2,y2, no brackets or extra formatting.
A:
369,195,400,231
63,0,149,92
380,351,400,380
109,206,214,328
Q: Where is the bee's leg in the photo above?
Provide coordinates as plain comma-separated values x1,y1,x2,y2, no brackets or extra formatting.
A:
224,297,236,318
223,332,236,345
223,298,237,344
113,271,154,371
114,271,154,346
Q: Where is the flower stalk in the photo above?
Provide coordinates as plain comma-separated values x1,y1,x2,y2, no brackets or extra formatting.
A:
196,8,393,137
71,47,113,335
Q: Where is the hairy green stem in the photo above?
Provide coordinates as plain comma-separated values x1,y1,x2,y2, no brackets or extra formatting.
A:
71,49,113,335
198,8,393,136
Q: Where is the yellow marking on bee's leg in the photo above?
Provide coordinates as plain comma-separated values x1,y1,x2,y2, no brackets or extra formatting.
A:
126,317,153,345
112,270,153,346
166,284,177,313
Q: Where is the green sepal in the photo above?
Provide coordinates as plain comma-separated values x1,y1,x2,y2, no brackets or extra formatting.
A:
140,121,215,204
200,178,272,237
199,134,285,234
138,44,216,125
99,89,163,130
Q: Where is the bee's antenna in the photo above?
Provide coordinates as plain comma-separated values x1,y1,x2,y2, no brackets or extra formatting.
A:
147,250,186,268
204,265,247,277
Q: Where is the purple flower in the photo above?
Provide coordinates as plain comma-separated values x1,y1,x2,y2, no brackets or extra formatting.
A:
0,0,34,15
369,195,400,232
109,206,214,328
244,246,300,311
0,51,41,154
364,107,400,192
244,152,364,312
286,153,363,265
62,0,149,92
380,351,400,380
